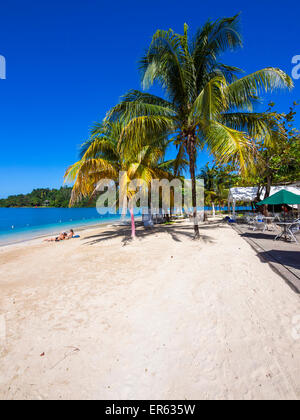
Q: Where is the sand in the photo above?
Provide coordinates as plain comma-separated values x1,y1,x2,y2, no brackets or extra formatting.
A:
0,220,299,400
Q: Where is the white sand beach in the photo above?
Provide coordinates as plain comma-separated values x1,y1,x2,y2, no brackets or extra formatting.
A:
0,220,300,400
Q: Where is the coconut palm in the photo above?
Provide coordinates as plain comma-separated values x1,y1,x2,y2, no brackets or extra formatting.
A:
106,16,293,238
199,164,218,191
199,164,230,215
65,122,175,239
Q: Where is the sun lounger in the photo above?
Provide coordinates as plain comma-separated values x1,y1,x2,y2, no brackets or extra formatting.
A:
142,213,154,228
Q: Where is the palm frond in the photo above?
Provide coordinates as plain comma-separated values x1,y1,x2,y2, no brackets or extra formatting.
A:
201,120,255,173
139,26,194,106
191,15,242,90
106,91,176,124
192,75,227,120
121,115,175,152
220,112,286,145
226,68,293,110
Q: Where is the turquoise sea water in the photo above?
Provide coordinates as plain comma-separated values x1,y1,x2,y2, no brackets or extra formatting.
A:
0,206,251,246
0,208,129,246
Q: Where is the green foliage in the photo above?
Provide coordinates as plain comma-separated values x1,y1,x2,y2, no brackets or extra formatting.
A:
0,187,96,208
104,16,292,237
264,103,300,184
199,102,300,204
107,17,292,175
238,102,300,194
64,121,181,208
63,17,296,224
198,163,234,206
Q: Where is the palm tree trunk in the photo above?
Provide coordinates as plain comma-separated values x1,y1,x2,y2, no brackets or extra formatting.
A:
129,206,136,239
212,202,216,218
187,135,200,239
170,189,174,220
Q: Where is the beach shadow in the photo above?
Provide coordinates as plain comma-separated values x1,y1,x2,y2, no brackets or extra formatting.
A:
82,222,216,246
239,231,277,241
200,222,227,230
258,249,300,271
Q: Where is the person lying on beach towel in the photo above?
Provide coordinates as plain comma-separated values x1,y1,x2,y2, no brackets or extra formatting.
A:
44,229,79,242
44,232,67,242
68,230,80,238
66,229,75,239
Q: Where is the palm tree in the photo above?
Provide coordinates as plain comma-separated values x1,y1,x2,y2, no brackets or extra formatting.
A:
199,163,218,191
65,122,175,239
199,164,218,216
199,164,230,215
106,16,293,238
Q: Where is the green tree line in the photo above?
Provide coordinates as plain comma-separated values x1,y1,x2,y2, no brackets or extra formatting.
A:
0,187,96,208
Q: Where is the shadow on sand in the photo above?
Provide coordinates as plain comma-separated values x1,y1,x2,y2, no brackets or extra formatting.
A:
258,249,300,272
81,221,222,246
240,231,277,241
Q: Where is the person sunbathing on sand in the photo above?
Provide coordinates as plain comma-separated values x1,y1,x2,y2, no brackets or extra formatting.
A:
44,232,67,242
44,229,76,242
66,229,74,239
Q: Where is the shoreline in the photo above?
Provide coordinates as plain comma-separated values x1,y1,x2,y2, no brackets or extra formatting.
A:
0,207,145,248
0,218,138,250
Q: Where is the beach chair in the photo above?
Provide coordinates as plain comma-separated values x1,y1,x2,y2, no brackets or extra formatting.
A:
252,216,267,232
246,216,255,229
142,213,154,228
287,220,300,244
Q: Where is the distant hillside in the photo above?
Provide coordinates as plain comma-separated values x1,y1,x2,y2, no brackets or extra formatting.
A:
0,187,96,208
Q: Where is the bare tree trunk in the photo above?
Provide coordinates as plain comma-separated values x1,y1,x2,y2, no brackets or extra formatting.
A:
263,176,272,216
264,176,272,199
187,135,200,239
256,185,262,202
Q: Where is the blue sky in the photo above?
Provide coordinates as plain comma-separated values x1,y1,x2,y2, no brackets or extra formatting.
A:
0,0,299,198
